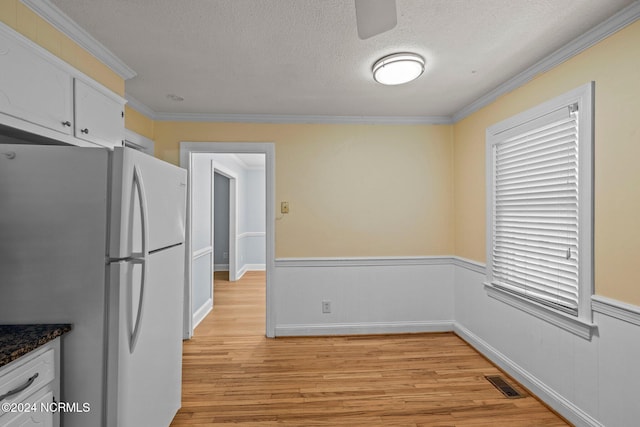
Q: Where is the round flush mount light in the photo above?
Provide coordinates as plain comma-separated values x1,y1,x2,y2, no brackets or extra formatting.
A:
372,52,425,85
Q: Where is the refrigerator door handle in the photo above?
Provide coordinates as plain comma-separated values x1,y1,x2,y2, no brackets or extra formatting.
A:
130,165,150,353
129,257,146,353
131,165,150,260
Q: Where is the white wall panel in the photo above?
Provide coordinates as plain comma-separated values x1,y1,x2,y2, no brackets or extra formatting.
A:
596,312,640,427
245,169,266,232
454,262,640,427
274,258,454,336
191,156,212,251
192,253,213,311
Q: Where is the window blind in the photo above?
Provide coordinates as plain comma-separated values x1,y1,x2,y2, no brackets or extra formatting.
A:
491,104,579,314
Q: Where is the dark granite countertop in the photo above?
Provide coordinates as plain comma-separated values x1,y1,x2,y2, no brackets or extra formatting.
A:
0,324,72,368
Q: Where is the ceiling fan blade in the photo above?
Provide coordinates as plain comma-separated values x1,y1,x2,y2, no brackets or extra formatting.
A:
355,0,397,40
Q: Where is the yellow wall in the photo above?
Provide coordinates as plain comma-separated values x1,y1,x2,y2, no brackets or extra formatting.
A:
3,0,638,303
0,0,124,96
154,122,455,258
1,1,456,260
453,20,640,305
124,105,155,140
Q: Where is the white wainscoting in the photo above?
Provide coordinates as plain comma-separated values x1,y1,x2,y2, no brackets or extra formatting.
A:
270,255,639,426
273,257,455,336
453,258,640,427
192,300,212,330
236,231,266,279
591,294,640,326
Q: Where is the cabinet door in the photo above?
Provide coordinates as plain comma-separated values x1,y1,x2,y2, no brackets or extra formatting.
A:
0,29,73,136
2,390,54,427
74,79,124,149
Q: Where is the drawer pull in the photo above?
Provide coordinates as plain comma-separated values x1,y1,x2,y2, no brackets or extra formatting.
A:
0,373,39,401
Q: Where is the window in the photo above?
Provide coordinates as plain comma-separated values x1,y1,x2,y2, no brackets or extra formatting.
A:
485,83,595,339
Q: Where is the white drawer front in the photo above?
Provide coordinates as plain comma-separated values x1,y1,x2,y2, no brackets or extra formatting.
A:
1,390,54,427
0,349,55,415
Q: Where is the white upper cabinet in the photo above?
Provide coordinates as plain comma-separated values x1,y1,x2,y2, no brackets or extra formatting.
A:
0,27,74,137
74,79,124,149
0,23,126,149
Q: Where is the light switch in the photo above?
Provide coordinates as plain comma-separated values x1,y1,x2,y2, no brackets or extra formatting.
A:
281,201,289,214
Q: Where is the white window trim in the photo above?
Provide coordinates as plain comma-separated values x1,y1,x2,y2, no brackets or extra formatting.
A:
485,82,596,340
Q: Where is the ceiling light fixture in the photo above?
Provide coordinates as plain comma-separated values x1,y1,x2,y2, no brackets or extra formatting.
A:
372,52,425,85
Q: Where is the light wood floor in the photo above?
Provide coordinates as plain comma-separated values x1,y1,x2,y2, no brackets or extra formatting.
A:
170,271,570,426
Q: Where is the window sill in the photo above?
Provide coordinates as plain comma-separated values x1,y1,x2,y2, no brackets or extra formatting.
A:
484,282,597,340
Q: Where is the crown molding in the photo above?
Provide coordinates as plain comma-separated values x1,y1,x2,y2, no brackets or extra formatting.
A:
125,95,455,124
151,111,453,125
41,0,638,124
20,0,137,80
125,97,455,124
231,154,265,170
452,0,640,122
125,94,158,119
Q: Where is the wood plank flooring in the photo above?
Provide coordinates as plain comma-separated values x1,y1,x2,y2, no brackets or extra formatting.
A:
170,271,570,426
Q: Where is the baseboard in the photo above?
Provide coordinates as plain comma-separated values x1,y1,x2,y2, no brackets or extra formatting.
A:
214,263,229,272
236,263,266,280
275,320,454,337
453,322,604,427
192,299,212,330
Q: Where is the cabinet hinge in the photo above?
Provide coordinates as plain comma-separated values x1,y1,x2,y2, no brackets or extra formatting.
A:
121,111,124,118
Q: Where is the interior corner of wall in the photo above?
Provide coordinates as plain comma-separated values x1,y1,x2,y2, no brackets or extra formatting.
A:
124,105,155,141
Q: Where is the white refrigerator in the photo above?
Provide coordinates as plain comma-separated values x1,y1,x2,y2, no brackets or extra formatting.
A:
0,144,187,427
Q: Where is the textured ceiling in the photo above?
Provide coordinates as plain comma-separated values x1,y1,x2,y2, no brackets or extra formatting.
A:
50,0,635,118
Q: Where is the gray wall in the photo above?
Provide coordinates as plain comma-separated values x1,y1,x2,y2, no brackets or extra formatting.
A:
213,172,230,267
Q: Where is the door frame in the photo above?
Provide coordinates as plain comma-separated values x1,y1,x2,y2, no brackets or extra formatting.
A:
184,154,214,335
180,142,275,338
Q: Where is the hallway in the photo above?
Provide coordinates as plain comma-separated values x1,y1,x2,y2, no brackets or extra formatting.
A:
198,271,266,337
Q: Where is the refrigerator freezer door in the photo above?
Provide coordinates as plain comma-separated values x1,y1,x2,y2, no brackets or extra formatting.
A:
107,244,184,427
110,147,187,258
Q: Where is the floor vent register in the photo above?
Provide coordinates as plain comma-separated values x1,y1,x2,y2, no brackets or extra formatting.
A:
485,375,525,399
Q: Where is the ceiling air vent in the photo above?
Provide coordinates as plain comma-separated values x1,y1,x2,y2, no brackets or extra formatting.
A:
485,375,524,399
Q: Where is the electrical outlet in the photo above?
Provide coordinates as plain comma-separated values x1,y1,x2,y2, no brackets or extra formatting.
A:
223,251,228,259
281,201,289,214
322,300,331,314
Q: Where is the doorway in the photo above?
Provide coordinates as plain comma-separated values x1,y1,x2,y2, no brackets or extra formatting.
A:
213,172,231,276
180,142,275,339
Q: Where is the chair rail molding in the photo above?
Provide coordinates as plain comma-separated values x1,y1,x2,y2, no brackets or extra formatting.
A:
592,295,640,326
